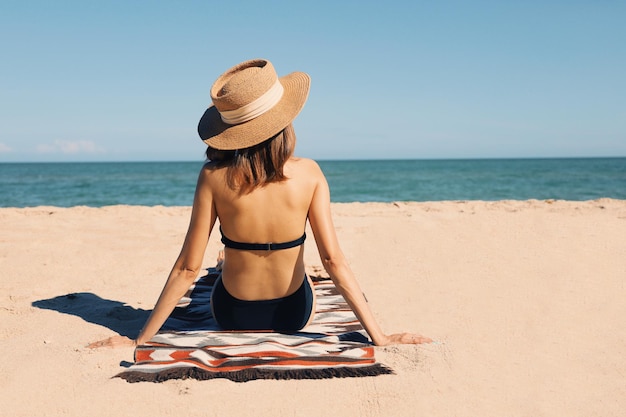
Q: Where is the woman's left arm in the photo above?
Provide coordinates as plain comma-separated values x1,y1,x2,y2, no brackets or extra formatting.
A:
88,167,217,349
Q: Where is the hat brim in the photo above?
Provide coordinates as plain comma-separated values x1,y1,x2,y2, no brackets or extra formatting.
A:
198,71,310,150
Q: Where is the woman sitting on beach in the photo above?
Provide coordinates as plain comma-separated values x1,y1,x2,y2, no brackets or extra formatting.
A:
91,59,430,348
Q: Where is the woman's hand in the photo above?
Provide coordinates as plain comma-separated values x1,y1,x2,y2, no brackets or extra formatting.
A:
87,335,136,349
375,332,433,346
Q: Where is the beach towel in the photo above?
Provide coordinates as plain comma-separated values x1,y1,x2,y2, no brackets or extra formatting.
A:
116,269,393,382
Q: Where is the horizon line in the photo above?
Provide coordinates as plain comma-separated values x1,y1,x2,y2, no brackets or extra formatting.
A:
1,155,625,164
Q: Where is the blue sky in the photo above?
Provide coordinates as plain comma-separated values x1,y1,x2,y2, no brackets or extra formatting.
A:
1,0,624,162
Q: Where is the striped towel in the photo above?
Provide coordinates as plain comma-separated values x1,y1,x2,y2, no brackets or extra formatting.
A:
116,269,393,382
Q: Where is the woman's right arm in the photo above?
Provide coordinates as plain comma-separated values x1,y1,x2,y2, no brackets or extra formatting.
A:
306,163,431,346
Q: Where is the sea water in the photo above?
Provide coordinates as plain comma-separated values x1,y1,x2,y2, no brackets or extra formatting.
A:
0,158,624,207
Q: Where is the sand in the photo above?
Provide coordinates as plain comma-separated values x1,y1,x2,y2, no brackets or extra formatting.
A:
1,200,625,416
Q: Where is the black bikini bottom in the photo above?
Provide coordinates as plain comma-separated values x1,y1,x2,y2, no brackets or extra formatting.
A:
211,275,314,332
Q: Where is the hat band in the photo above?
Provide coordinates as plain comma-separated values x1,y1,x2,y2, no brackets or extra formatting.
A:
219,80,284,125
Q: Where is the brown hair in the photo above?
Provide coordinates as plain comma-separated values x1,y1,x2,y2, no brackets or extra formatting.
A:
205,124,296,192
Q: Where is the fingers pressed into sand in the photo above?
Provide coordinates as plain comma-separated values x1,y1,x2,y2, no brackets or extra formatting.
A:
87,335,136,349
380,332,433,346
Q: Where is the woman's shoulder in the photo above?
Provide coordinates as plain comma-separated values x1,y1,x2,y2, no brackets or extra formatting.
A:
288,156,323,175
197,161,227,183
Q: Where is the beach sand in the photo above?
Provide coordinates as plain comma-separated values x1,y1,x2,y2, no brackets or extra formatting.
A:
1,200,625,416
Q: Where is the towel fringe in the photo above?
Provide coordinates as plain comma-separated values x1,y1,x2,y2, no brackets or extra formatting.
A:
115,363,394,383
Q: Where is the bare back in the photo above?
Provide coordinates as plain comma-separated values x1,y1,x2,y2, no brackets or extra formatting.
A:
203,157,320,300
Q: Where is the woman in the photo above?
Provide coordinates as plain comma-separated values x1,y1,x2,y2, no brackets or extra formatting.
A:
90,59,430,348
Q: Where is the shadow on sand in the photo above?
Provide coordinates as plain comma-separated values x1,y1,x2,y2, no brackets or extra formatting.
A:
32,293,151,338
32,271,330,339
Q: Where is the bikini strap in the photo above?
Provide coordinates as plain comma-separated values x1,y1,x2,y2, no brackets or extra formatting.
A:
220,226,306,251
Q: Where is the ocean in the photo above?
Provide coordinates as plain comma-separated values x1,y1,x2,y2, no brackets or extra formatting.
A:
0,158,624,207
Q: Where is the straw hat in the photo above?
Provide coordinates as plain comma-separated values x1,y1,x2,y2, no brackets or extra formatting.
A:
197,59,310,150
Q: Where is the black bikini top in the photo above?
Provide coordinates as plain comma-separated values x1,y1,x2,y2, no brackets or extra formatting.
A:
220,226,306,251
